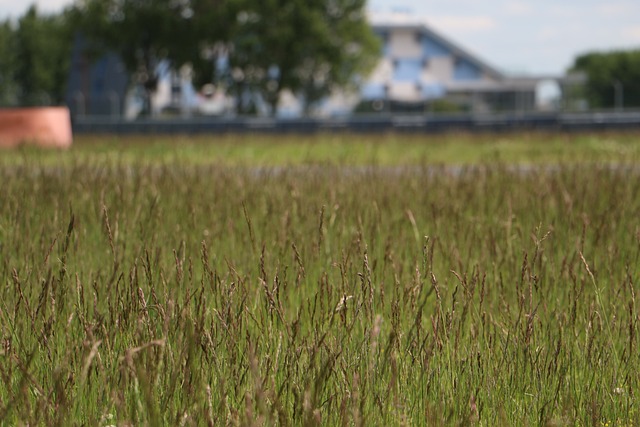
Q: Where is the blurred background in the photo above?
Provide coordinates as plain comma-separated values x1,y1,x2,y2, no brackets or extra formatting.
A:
0,0,638,120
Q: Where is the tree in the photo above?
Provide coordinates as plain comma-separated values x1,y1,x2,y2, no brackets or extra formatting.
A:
0,6,73,107
290,0,380,114
570,50,640,109
194,0,380,115
0,20,18,105
73,0,379,116
71,0,203,114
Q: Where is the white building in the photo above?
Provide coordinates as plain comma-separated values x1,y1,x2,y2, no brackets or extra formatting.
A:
354,14,565,114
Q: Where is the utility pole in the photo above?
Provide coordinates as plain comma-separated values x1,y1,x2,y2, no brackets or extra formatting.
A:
613,80,624,112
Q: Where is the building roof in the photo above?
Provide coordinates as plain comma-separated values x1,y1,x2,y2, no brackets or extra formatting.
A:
369,13,504,81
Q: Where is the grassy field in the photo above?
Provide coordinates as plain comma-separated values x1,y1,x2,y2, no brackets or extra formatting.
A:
4,132,640,166
1,133,640,425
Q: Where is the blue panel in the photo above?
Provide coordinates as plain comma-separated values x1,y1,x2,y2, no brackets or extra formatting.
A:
92,58,107,95
393,59,422,82
454,58,482,80
422,35,450,58
361,83,386,100
420,83,446,99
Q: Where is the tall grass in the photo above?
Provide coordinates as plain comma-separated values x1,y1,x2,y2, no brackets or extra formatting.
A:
1,158,639,425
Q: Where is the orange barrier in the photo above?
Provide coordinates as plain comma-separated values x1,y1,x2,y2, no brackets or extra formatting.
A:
0,107,73,148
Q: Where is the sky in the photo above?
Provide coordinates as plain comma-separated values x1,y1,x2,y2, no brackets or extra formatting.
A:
2,0,640,76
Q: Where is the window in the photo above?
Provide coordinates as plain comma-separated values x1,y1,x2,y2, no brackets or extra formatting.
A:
453,58,482,81
392,59,422,82
422,36,450,58
360,83,388,100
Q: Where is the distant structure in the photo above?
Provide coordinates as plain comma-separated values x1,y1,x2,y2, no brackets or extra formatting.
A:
65,17,584,118
65,35,129,118
358,15,572,114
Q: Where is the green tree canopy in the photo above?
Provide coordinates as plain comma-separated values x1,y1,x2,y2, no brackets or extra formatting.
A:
570,49,640,109
69,0,198,114
0,5,73,107
72,0,380,115
202,0,379,114
0,20,18,105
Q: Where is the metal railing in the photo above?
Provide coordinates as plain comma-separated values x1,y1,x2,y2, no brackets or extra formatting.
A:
70,110,640,135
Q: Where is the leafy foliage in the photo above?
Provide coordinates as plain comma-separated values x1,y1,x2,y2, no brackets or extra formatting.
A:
0,6,73,106
0,21,18,105
69,0,197,113
210,0,380,114
570,49,640,109
72,0,379,115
